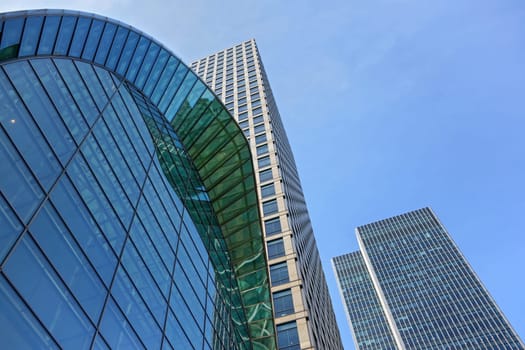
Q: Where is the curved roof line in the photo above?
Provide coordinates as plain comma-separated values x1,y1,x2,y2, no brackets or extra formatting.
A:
0,9,275,349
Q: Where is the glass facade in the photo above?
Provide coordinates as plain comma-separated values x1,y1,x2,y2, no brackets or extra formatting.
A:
0,10,275,350
333,208,525,350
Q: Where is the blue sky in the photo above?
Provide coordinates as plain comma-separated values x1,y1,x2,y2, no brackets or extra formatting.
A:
2,1,524,348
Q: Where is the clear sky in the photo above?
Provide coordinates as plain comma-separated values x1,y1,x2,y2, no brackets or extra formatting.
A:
2,1,524,349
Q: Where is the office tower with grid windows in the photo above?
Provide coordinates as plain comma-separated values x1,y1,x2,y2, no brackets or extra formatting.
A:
192,40,343,350
0,10,277,350
332,207,525,350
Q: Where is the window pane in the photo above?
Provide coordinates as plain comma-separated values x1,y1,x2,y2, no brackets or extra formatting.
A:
261,183,275,198
277,321,300,350
255,133,267,145
265,217,281,236
37,16,60,55
258,156,271,169
270,262,289,286
256,143,268,156
263,199,278,216
94,22,116,64
69,17,91,57
268,238,285,260
273,289,294,317
53,16,76,55
4,236,95,349
82,19,104,61
259,169,272,183
19,16,43,56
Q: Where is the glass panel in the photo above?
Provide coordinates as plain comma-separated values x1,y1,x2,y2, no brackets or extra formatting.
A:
105,26,128,70
150,56,179,104
94,22,116,65
29,202,106,323
30,59,89,143
4,61,75,164
116,31,139,76
53,16,76,55
269,262,289,286
0,17,24,50
164,310,193,349
37,16,60,55
261,183,275,198
0,276,58,349
259,169,272,183
19,16,43,56
264,217,281,236
165,72,197,120
74,60,109,110
50,176,117,286
0,194,23,260
134,42,160,89
68,17,91,57
277,321,300,350
4,235,95,349
143,48,169,97
267,238,285,260
157,63,187,112
99,298,143,349
262,199,278,216
82,19,104,61
125,35,150,82
111,265,162,349
54,58,100,125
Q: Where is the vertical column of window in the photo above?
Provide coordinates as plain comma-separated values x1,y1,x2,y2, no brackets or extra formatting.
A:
267,238,285,260
81,19,104,61
164,306,193,349
18,15,43,57
264,217,281,236
150,56,180,105
134,42,160,90
68,17,91,57
263,199,278,216
0,17,24,59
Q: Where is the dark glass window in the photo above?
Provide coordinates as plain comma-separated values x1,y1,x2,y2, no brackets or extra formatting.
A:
256,144,268,156
273,289,294,317
277,321,300,350
239,120,249,129
254,124,265,134
264,217,281,236
263,199,278,216
259,169,272,183
267,238,285,260
253,115,264,125
37,16,60,55
20,16,44,57
258,156,271,168
261,183,275,198
238,112,248,121
252,106,263,115
255,133,267,145
270,262,289,286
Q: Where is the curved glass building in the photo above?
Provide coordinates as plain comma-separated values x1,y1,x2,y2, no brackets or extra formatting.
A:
0,9,275,350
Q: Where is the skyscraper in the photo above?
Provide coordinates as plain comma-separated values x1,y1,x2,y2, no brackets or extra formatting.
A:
0,9,276,349
192,40,343,350
333,208,525,350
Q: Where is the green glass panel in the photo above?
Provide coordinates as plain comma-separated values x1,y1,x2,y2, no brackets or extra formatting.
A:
242,285,271,306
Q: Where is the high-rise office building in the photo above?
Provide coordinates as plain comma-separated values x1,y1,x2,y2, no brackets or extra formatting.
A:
333,208,525,350
192,40,343,350
0,10,277,349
